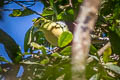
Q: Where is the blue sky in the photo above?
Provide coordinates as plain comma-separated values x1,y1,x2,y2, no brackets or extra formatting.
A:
0,1,44,78
0,2,44,61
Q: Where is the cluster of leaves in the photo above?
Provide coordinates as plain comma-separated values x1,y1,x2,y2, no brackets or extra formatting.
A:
0,0,120,80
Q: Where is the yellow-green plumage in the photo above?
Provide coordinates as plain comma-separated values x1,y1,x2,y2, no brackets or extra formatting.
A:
33,18,68,46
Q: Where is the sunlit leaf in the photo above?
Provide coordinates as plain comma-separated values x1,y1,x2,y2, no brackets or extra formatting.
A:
51,52,61,58
31,42,42,49
105,63,120,75
21,61,39,64
9,9,22,17
40,59,49,65
42,8,54,16
49,0,54,7
89,73,100,80
30,42,46,54
103,47,112,63
58,31,73,48
78,0,83,2
9,9,34,17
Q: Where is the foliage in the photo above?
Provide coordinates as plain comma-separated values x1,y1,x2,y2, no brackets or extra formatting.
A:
0,0,120,80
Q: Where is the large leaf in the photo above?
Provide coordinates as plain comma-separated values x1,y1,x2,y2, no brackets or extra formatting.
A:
58,31,73,48
0,29,22,63
89,73,100,80
109,28,120,54
105,63,120,75
24,27,34,52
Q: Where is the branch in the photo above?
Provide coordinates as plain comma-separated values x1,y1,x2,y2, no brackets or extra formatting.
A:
87,42,111,63
97,42,111,56
0,8,16,11
72,0,101,79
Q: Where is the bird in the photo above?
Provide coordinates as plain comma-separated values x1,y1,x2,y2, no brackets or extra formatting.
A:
33,18,69,46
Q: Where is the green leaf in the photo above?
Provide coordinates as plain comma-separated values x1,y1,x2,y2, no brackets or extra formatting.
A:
30,42,46,54
0,56,8,62
21,61,39,64
31,42,42,49
49,0,54,7
0,29,22,63
21,9,34,16
86,60,98,79
57,11,65,20
57,9,74,21
103,47,112,63
9,9,34,17
58,31,73,48
90,45,97,55
89,73,100,80
9,9,22,17
105,63,120,74
24,27,34,52
60,46,72,56
0,66,2,72
78,0,83,2
42,8,54,16
40,59,49,65
51,52,61,58
109,28,120,54
23,52,31,55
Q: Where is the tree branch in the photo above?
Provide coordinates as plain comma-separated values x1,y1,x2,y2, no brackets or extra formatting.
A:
72,0,101,79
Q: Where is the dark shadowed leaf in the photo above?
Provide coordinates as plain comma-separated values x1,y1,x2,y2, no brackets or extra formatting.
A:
109,28,120,54
0,66,2,72
60,46,72,56
24,27,34,52
90,45,97,55
0,29,22,63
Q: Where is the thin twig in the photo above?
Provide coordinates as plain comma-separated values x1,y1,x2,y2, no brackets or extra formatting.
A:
87,42,111,63
0,8,16,11
69,0,73,7
97,42,111,56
